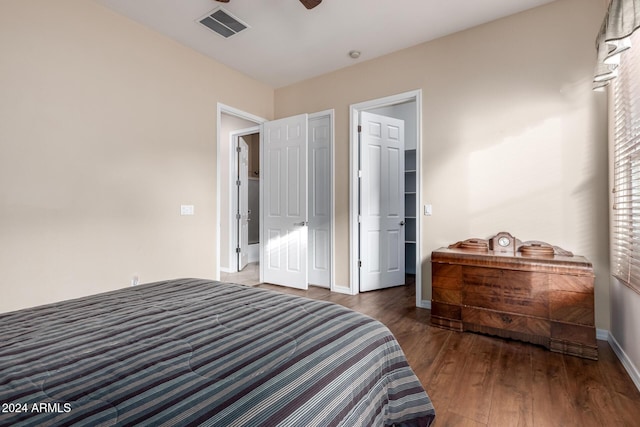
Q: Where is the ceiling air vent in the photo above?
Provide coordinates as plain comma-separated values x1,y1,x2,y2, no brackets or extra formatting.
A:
198,8,248,39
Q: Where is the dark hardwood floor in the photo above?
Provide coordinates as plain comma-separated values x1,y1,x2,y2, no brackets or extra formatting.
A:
256,282,640,427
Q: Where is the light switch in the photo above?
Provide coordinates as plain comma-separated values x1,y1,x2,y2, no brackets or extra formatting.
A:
424,204,432,216
181,205,195,216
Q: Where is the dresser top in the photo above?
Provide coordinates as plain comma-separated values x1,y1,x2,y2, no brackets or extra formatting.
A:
432,247,594,275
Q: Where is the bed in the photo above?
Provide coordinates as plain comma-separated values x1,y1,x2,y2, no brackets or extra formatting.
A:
0,278,435,426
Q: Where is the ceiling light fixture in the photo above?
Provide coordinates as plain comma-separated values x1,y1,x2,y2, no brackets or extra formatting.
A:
349,50,361,59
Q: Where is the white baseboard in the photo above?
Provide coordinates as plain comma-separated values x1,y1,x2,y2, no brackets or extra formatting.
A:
418,300,431,309
219,267,235,274
608,333,640,393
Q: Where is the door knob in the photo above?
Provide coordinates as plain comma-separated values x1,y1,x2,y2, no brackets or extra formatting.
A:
400,220,405,226
295,221,308,226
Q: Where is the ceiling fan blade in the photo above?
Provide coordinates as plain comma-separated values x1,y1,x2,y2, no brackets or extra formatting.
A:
300,0,322,9
215,0,320,9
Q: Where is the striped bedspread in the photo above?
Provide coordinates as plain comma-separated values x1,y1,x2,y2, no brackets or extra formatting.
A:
0,279,435,426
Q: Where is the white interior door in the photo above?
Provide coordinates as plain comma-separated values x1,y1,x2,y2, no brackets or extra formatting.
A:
237,138,249,271
359,111,405,291
308,115,331,288
262,114,308,289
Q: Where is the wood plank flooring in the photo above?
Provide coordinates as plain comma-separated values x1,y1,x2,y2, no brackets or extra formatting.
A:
256,282,640,427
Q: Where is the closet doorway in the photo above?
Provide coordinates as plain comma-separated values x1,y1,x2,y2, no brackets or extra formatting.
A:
349,90,424,306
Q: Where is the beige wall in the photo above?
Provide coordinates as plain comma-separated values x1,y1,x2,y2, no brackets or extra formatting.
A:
0,0,273,312
610,278,640,381
275,0,611,328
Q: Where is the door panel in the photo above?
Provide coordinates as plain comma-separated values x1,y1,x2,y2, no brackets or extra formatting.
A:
367,145,382,216
287,147,301,215
267,151,281,216
360,111,405,291
267,229,281,269
262,114,308,289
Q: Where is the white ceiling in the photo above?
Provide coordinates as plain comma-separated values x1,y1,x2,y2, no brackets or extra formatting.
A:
95,0,557,88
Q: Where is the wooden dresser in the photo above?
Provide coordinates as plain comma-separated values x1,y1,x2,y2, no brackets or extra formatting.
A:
431,233,597,359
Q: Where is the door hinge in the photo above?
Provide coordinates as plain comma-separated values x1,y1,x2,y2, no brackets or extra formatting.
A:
358,170,363,178
236,247,241,254
236,213,241,220
236,146,242,153
357,125,362,133
358,260,362,268
236,180,241,186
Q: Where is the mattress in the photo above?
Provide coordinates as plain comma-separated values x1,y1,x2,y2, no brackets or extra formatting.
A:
0,279,435,426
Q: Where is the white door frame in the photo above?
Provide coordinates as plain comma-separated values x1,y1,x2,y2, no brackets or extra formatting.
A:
229,126,260,272
349,90,425,307
216,103,266,280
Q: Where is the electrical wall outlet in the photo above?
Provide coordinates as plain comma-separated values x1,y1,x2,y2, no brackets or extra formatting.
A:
180,205,195,215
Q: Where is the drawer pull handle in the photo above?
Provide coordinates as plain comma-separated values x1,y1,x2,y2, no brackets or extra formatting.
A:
500,315,513,324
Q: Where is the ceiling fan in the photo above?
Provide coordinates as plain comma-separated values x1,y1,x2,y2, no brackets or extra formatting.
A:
215,0,322,10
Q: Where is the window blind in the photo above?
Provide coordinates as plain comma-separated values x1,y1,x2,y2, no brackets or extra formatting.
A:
612,30,640,294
